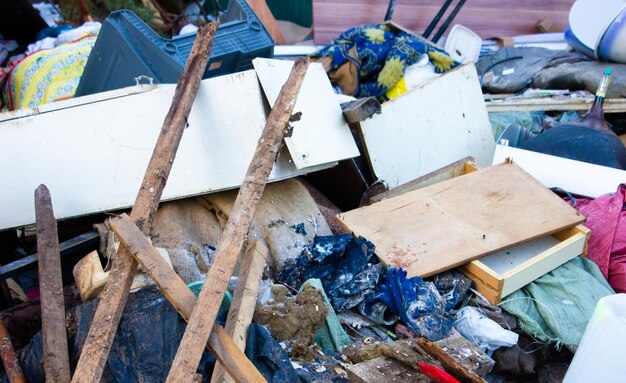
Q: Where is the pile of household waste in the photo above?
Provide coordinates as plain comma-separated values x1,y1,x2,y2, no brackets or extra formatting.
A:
0,0,625,382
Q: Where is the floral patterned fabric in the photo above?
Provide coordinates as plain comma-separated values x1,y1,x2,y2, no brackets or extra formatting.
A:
5,26,99,110
314,23,460,99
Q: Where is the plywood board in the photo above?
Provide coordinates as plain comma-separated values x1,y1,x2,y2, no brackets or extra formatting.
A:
492,145,626,198
252,58,359,169
336,163,585,277
0,70,337,230
312,0,575,45
359,63,495,188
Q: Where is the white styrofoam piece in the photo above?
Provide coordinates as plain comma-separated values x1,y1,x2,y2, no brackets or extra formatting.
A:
359,63,496,187
0,70,336,230
252,58,359,169
492,145,626,198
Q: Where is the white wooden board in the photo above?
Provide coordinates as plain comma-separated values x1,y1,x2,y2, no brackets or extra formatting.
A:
252,58,360,169
493,144,626,198
359,63,496,187
0,70,336,230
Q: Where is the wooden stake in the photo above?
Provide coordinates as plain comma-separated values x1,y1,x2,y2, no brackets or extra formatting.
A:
0,321,25,383
414,338,486,383
108,214,266,383
71,22,219,383
35,185,71,383
166,57,310,382
211,240,269,383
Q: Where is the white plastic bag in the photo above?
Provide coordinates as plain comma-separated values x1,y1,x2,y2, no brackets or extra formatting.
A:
454,306,518,353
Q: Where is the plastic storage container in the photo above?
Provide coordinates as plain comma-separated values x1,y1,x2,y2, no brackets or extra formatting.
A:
75,0,274,97
563,294,626,382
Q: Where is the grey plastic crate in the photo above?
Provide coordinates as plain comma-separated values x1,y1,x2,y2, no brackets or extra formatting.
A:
75,0,274,97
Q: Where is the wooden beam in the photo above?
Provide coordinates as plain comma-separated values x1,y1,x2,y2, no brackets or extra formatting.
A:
485,96,626,113
211,240,269,383
414,338,486,383
341,97,382,124
35,185,71,383
0,321,25,383
166,57,310,382
71,22,219,383
107,214,266,383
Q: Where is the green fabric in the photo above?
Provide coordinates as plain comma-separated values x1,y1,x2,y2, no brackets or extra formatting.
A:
301,279,353,352
500,257,614,349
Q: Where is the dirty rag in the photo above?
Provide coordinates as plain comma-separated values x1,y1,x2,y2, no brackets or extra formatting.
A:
301,278,353,353
279,234,380,311
367,268,455,341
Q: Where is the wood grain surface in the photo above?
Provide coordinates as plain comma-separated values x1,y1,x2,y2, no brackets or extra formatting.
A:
313,0,575,44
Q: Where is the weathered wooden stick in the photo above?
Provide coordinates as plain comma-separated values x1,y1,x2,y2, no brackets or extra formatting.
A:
71,22,219,383
0,321,25,383
211,240,269,383
166,57,310,382
108,214,266,383
414,338,486,383
35,185,71,383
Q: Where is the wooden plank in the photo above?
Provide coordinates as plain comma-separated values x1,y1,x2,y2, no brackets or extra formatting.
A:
312,0,575,44
252,58,359,169
358,64,495,188
0,321,26,383
336,162,585,278
35,185,71,383
492,145,626,198
486,96,626,113
107,214,266,383
414,338,486,383
0,66,348,232
211,240,269,383
341,97,382,124
246,0,285,44
166,58,310,382
370,157,476,203
72,23,219,383
346,356,426,383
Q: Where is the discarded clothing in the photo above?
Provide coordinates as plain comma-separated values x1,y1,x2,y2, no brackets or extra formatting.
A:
279,234,380,311
313,23,459,99
302,279,353,353
4,22,100,110
454,306,518,354
367,268,456,341
246,323,301,383
432,270,473,311
578,184,626,292
500,257,614,349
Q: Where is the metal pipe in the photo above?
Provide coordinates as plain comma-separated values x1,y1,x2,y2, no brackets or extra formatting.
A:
423,0,454,39
432,0,468,43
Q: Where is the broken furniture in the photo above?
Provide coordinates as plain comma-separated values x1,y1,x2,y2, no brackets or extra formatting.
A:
336,162,585,278
0,60,357,231
356,63,495,188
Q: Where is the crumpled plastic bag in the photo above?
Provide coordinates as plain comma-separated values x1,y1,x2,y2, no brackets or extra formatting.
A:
454,306,518,354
